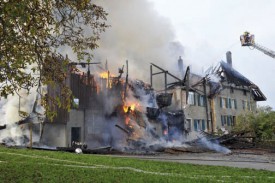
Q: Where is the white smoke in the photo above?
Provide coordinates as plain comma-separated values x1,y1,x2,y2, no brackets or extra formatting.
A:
93,0,185,86
199,137,231,154
0,65,44,145
0,87,37,145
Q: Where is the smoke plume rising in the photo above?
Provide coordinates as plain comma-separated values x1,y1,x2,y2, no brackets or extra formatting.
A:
93,0,185,86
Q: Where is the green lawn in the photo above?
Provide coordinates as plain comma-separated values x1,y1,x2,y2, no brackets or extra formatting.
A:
0,146,274,183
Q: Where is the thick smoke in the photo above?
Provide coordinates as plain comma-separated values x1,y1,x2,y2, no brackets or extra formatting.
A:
0,87,41,145
0,65,44,146
93,0,184,86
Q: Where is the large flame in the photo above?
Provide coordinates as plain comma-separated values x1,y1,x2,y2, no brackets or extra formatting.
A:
99,71,116,79
99,71,115,88
100,71,109,79
123,103,139,113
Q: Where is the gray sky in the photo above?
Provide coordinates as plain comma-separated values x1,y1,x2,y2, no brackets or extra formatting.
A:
148,0,275,109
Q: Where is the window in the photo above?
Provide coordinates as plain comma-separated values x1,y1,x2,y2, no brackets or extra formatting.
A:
186,119,192,131
227,116,232,126
242,100,251,110
221,115,227,126
201,119,206,131
73,98,79,109
188,92,196,105
232,99,237,109
197,120,201,131
228,98,232,109
228,98,237,109
194,119,198,131
221,98,238,109
198,95,206,106
220,97,227,108
194,119,202,131
194,119,206,131
221,115,235,126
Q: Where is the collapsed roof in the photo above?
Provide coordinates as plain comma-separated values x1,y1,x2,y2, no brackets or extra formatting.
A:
216,61,266,101
164,59,266,102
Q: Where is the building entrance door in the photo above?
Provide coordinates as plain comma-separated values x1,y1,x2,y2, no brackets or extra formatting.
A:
71,127,81,146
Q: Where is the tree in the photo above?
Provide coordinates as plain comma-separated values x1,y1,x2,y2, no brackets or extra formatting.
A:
233,106,275,141
0,0,108,119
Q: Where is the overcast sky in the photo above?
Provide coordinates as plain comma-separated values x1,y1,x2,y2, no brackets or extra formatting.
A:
148,0,275,109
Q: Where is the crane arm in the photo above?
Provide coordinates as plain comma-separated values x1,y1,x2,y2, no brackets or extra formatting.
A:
240,32,275,59
252,43,275,59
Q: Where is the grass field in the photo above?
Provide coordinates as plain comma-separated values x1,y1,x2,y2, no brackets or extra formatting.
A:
0,146,274,183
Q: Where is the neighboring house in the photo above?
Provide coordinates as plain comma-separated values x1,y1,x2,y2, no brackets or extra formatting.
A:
167,51,266,135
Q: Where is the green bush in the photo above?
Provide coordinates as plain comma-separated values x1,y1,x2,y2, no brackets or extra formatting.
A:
233,106,275,141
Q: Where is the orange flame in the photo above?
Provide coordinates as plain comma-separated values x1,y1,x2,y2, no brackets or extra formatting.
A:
100,72,109,79
125,116,130,125
123,103,138,113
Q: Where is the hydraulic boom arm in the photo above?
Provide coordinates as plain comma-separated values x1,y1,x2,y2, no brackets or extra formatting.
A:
252,43,275,58
240,31,275,59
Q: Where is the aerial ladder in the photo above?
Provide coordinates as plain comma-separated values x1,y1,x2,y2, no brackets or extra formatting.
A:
240,31,275,59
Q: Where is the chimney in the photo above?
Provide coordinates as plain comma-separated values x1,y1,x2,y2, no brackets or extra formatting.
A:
178,56,184,79
226,51,232,67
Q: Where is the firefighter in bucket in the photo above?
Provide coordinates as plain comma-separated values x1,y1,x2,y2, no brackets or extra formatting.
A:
240,31,255,46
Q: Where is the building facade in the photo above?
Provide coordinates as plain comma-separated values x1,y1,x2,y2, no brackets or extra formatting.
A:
168,52,266,135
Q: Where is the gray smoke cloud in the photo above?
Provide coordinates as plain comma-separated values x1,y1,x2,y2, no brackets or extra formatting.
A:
93,0,185,86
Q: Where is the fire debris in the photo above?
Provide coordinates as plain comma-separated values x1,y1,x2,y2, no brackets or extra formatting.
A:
199,131,257,150
115,124,130,135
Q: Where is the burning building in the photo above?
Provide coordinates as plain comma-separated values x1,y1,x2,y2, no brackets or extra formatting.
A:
38,59,168,150
0,50,264,155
